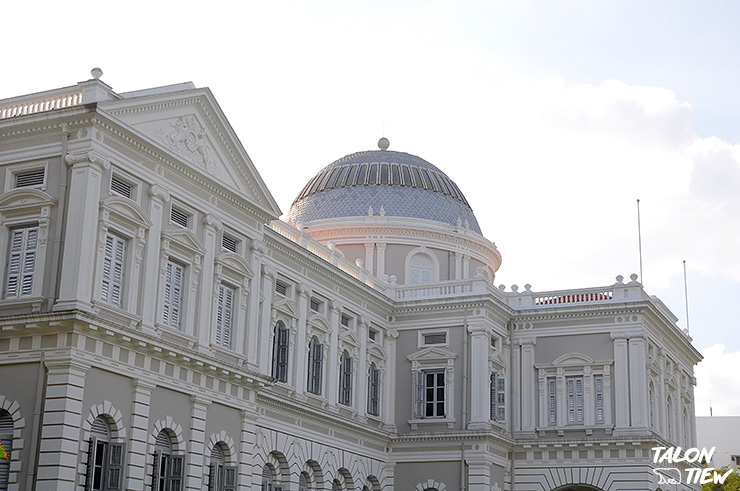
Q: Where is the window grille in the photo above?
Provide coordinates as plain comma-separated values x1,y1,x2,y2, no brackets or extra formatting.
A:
547,378,557,426
566,377,584,425
170,207,189,228
423,333,446,345
340,314,351,328
594,375,604,425
309,298,320,312
222,234,237,253
4,225,38,298
275,280,287,296
14,168,45,188
110,174,132,199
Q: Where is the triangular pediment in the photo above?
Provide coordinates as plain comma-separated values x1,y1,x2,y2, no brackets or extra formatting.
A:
339,330,360,347
368,345,386,360
272,297,298,318
99,87,280,219
407,346,458,362
162,228,206,255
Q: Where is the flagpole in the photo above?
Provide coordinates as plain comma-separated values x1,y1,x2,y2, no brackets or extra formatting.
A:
683,260,690,334
637,199,643,285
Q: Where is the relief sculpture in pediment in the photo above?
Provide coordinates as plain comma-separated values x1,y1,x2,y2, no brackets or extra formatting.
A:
157,116,221,177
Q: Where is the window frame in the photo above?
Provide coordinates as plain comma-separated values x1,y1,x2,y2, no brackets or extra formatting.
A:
367,363,381,417
4,161,48,192
338,350,354,406
211,251,252,354
490,371,506,423
307,336,324,396
272,321,290,383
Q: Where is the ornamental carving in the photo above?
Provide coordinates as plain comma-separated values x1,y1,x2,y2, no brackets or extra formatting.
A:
157,116,220,177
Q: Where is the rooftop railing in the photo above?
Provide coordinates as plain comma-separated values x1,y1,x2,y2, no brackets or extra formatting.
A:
0,91,82,119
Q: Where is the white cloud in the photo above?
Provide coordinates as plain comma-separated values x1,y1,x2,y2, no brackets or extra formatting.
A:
694,344,740,416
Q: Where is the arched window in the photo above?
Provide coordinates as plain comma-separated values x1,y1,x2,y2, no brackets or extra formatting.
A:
299,472,310,491
85,415,125,491
208,443,236,491
272,321,289,383
339,351,353,406
332,479,342,491
153,430,183,491
409,255,433,284
261,464,274,491
367,363,380,416
682,407,690,447
307,337,323,395
0,410,13,491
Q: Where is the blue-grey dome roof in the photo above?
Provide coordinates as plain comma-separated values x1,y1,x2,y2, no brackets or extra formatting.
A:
286,149,481,234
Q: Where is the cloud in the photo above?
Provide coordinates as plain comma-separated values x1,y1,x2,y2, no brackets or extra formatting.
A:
694,344,740,416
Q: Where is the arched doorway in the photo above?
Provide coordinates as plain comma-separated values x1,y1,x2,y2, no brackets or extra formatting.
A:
553,486,605,491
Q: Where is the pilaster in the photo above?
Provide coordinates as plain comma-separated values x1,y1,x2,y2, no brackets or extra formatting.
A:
55,152,109,311
127,380,156,489
239,410,255,489
327,301,340,408
197,215,221,347
294,285,311,396
520,338,536,433
376,242,386,278
246,240,265,367
612,333,631,432
364,242,375,276
258,265,276,374
141,186,169,330
36,358,90,491
468,324,491,429
186,396,210,491
628,335,648,431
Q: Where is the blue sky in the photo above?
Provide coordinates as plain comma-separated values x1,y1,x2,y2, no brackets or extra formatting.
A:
2,0,739,415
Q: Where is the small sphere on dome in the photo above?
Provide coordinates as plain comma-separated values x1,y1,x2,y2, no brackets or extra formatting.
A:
91,67,103,79
378,137,390,150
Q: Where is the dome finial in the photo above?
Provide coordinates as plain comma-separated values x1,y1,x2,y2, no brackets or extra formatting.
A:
378,137,390,151
91,67,103,80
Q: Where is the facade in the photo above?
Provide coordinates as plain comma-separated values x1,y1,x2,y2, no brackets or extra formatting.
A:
0,72,702,491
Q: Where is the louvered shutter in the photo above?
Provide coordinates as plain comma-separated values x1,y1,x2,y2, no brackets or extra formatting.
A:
595,375,604,424
101,234,126,307
169,455,184,491
84,438,95,491
162,261,184,329
207,463,215,491
575,377,584,424
5,226,38,298
223,465,237,491
216,285,234,347
277,328,289,382
413,371,424,418
497,375,506,423
105,442,125,490
567,378,575,424
150,451,159,491
547,378,557,426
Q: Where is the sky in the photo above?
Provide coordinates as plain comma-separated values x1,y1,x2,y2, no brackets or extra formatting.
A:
2,0,739,416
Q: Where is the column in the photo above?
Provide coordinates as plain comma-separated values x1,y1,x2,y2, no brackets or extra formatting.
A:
612,333,631,433
327,301,340,408
197,215,221,347
127,380,156,490
376,243,386,278
628,335,648,431
584,366,595,426
294,285,311,397
358,320,369,418
186,396,210,491
238,409,256,489
511,340,521,432
246,240,265,367
141,186,169,330
364,243,375,276
468,324,491,429
258,266,276,375
462,254,470,279
55,152,108,311
454,252,463,280
383,329,398,430
520,339,536,434
36,358,90,491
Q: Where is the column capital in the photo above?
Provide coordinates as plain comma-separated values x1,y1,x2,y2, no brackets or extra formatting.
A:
133,379,157,393
202,214,223,230
65,150,111,172
296,284,312,298
149,184,171,203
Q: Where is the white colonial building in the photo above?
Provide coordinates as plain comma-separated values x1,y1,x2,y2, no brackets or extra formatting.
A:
0,71,701,491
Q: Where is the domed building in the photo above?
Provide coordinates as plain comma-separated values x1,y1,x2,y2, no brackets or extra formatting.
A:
0,74,702,491
286,139,501,287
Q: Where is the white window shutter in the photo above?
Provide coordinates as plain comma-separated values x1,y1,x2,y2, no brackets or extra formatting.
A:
101,234,126,307
595,375,604,424
216,284,234,348
548,378,557,426
5,226,38,298
413,371,424,418
162,261,184,329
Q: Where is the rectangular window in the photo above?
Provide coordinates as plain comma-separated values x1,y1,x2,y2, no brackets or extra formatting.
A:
414,370,446,418
566,377,584,425
368,366,381,416
340,314,351,328
215,284,234,348
307,340,323,395
594,375,604,425
110,174,133,199
547,378,557,426
86,438,125,491
309,298,321,313
338,354,353,406
162,260,184,329
101,233,127,308
221,233,238,253
4,225,38,298
275,280,287,296
368,329,377,341
490,372,506,422
423,332,446,345
170,206,189,228
14,168,45,188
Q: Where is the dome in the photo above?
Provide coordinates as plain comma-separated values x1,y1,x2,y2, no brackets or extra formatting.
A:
286,147,482,234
